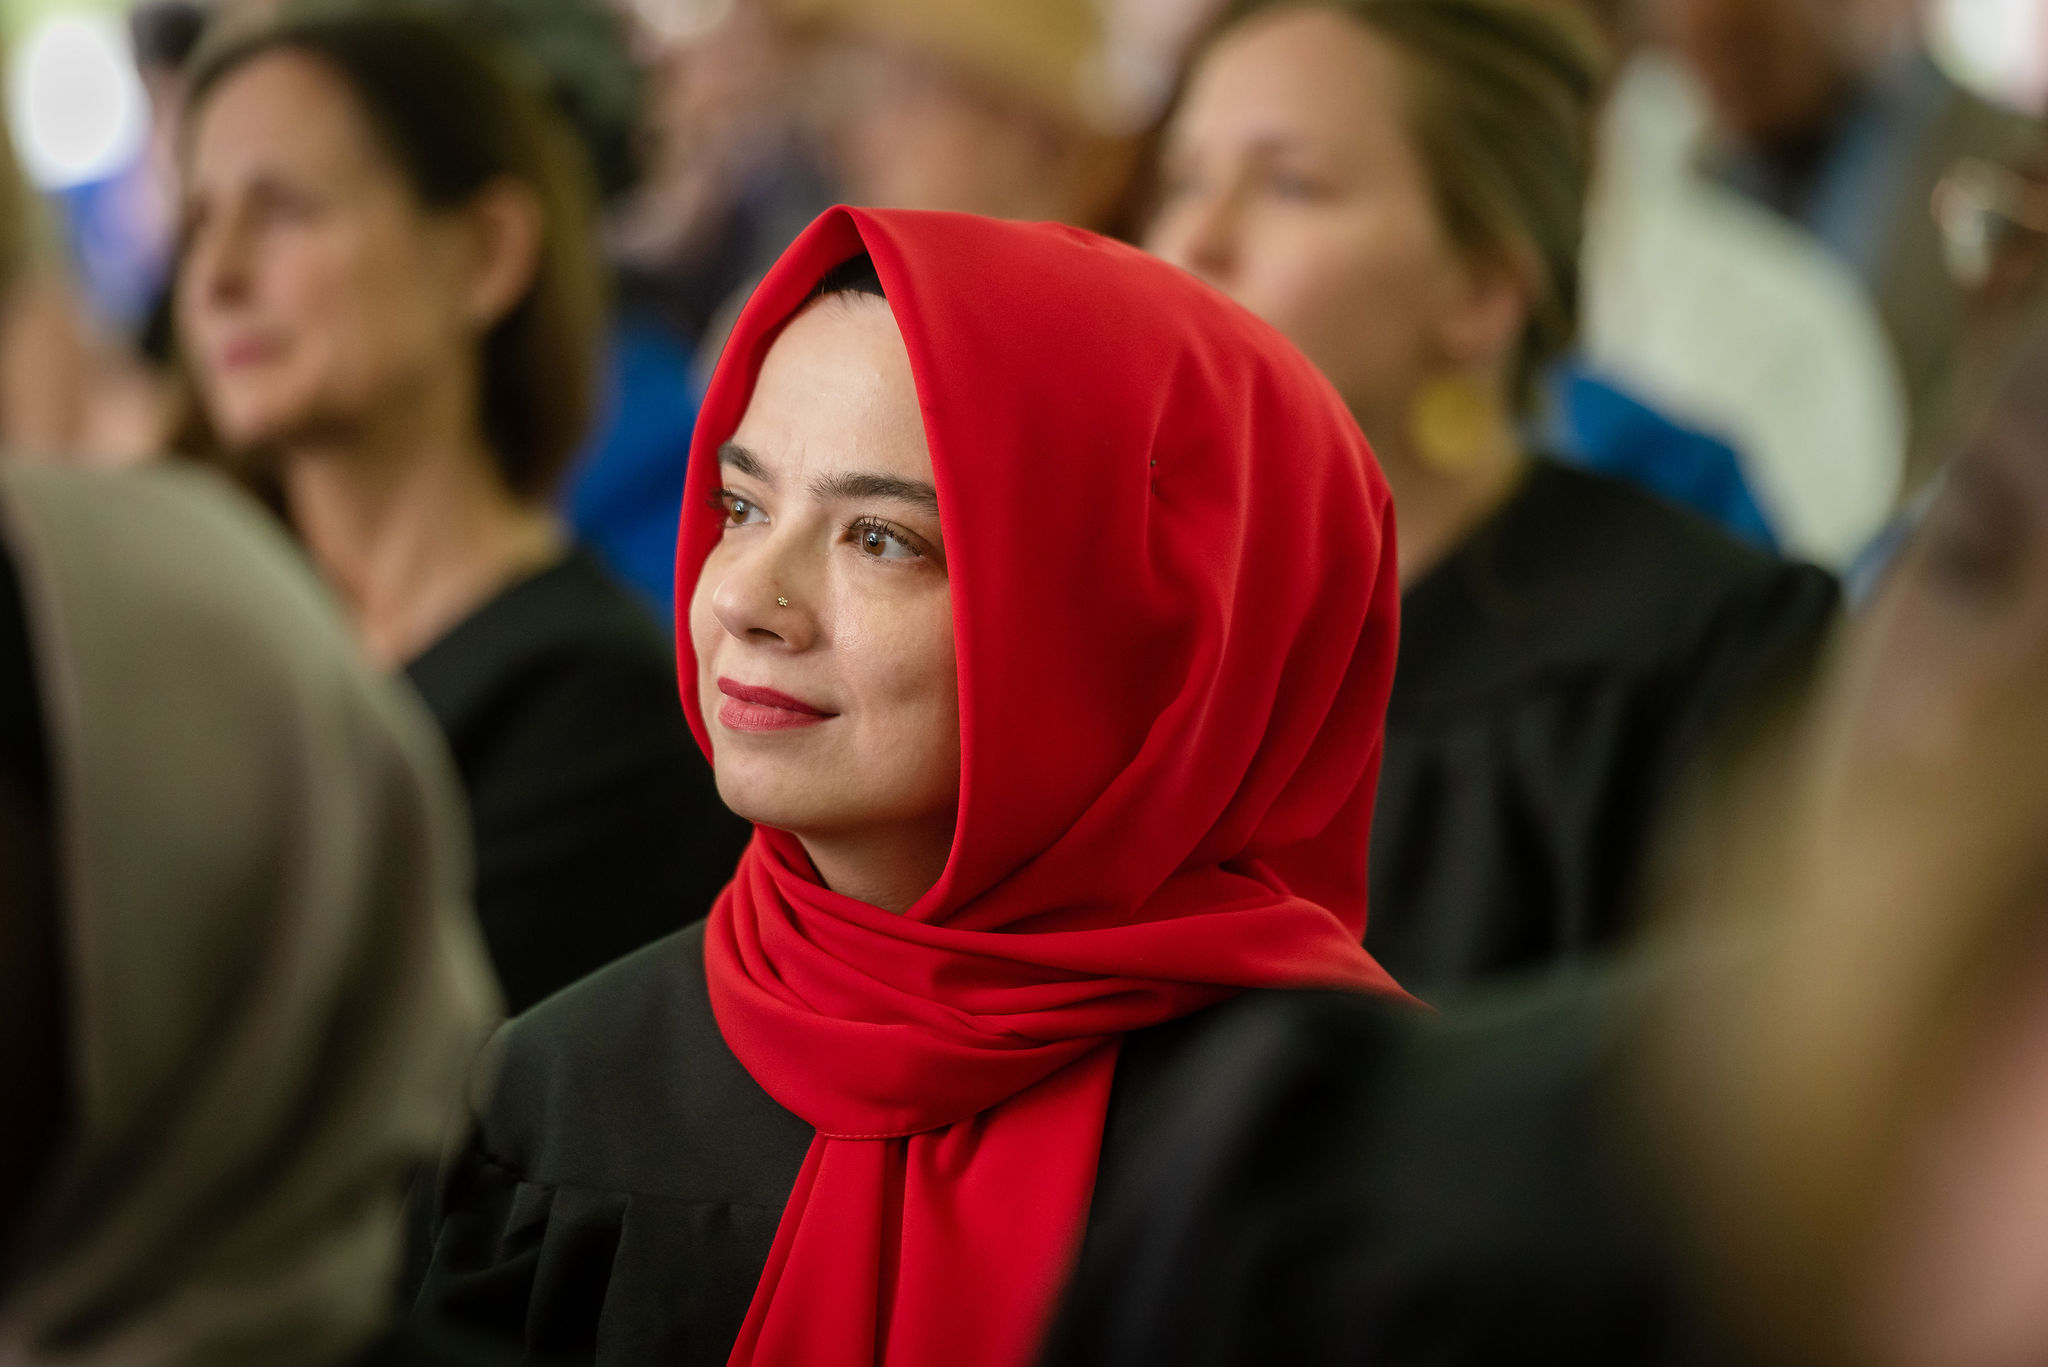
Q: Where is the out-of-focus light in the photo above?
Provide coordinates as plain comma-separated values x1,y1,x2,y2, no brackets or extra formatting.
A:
624,0,734,46
7,13,151,190
1929,0,2048,115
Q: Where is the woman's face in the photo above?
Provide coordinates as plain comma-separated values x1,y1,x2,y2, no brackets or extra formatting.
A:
1145,8,1491,442
177,52,483,452
688,296,960,901
1812,367,2048,1365
1843,386,2048,791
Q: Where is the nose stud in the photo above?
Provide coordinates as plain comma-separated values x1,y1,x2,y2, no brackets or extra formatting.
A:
776,597,789,608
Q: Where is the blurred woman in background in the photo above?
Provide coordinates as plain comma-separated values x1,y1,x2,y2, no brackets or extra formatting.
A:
0,462,498,1364
174,11,751,1011
1147,0,1838,996
784,0,1148,233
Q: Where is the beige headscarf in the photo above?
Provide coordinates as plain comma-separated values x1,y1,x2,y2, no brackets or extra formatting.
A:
0,463,500,1366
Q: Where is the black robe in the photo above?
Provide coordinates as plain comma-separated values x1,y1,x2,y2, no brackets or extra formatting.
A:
410,921,1306,1365
1369,462,1837,995
1036,974,1748,1367
405,551,753,1013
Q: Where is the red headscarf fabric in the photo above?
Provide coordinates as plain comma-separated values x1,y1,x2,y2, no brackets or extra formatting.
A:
676,207,1408,1367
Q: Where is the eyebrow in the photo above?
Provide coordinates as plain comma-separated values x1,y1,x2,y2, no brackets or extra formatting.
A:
719,441,939,514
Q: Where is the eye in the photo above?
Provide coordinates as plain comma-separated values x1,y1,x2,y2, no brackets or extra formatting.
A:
1262,168,1329,201
849,516,925,561
248,179,324,227
709,489,768,530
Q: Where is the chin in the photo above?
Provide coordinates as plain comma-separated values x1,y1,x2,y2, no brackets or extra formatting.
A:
209,396,301,452
712,762,831,836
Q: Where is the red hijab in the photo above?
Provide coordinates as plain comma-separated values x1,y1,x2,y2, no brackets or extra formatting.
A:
677,208,1407,1367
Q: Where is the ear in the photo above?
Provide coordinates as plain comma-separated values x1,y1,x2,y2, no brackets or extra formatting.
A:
1433,248,1535,371
459,178,546,333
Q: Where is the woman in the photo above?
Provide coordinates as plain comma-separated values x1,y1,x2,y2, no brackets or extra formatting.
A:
1038,289,2048,1367
0,462,499,1364
411,208,1411,1365
174,12,752,1011
1146,0,1839,995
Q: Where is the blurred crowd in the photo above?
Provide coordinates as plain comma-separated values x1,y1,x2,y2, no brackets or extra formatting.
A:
3,0,2048,1364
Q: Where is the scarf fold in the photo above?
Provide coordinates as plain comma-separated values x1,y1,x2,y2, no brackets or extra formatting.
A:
680,208,1408,1367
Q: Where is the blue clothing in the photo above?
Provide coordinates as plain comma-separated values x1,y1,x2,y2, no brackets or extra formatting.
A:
1544,364,1779,552
559,317,701,623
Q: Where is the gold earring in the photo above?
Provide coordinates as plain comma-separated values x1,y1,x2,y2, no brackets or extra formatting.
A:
1409,373,1500,475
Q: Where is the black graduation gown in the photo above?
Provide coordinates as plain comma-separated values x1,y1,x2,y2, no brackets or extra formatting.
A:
1036,974,1748,1367
1369,462,1837,995
405,551,753,1013
410,920,1307,1366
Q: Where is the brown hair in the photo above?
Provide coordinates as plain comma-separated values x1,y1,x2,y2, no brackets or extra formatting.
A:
179,8,606,499
1212,0,1604,410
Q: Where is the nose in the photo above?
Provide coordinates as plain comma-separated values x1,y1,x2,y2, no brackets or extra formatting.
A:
179,209,256,326
708,528,821,654
1152,182,1241,288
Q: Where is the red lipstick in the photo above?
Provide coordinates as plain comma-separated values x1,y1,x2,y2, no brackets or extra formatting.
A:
716,677,836,732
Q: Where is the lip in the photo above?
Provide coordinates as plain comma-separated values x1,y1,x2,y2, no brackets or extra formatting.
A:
214,335,282,371
716,676,836,732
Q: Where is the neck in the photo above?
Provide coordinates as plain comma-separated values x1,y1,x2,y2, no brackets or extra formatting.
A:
1367,388,1528,586
799,820,955,914
281,398,562,669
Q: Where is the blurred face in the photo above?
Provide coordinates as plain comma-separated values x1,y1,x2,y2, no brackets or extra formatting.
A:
177,52,483,452
1818,373,2048,1366
687,297,959,902
1147,8,1495,443
1842,390,2048,788
814,36,1099,225
1668,0,1861,147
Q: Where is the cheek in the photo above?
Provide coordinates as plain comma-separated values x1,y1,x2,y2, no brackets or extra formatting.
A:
831,583,959,772
276,225,460,395
686,552,729,708
1241,209,1454,398
833,585,955,705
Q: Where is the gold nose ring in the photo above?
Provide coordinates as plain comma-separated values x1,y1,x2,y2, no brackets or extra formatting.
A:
776,597,789,607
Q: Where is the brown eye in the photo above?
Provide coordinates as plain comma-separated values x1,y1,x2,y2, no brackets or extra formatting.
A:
707,491,767,530
850,517,922,560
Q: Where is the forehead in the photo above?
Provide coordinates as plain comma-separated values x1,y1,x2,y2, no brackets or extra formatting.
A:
728,299,934,484
1176,9,1404,148
187,50,382,183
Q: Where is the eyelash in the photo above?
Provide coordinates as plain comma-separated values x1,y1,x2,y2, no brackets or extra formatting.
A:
707,490,928,560
848,515,925,560
709,489,765,527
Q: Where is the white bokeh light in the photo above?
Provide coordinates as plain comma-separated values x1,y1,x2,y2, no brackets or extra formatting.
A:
7,12,151,190
1929,0,2048,114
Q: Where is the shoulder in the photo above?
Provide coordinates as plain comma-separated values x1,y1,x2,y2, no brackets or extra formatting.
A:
1397,464,1837,720
1513,461,1777,593
1096,990,1409,1205
1053,977,1694,1367
408,552,682,742
475,920,812,1202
